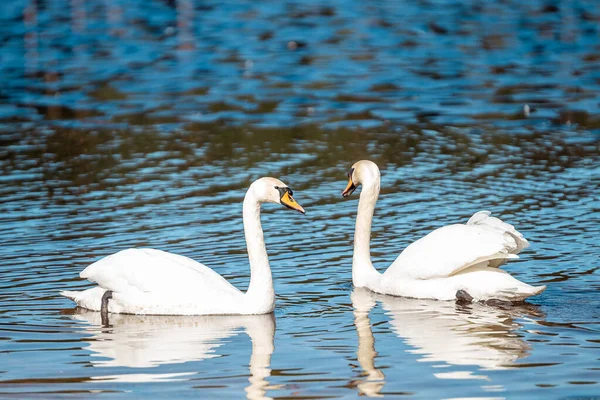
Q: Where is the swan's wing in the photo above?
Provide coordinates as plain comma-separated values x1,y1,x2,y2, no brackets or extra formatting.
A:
385,212,527,280
80,248,242,298
467,210,529,259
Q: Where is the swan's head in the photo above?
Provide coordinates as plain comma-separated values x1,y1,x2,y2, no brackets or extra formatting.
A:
342,160,380,197
250,177,305,214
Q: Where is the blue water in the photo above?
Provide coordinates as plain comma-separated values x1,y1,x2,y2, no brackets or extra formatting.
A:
1,0,599,398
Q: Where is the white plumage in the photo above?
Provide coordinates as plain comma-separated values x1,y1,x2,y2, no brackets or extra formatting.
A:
342,160,545,302
62,248,245,315
61,177,305,315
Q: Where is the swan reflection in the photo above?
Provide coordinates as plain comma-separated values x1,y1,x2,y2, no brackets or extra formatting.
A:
351,288,542,397
73,311,275,399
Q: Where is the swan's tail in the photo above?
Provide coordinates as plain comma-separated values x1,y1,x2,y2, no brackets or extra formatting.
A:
532,285,547,295
458,267,547,302
60,287,104,311
502,283,546,302
60,290,81,302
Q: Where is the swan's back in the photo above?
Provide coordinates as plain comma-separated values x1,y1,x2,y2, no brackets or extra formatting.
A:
385,211,530,280
81,248,242,299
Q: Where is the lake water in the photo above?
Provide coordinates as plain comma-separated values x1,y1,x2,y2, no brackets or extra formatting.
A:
1,0,599,398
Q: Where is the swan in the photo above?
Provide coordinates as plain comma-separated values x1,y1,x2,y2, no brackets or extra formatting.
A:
342,160,546,302
61,177,305,318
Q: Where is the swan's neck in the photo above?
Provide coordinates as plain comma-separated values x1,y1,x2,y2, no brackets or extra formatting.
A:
243,192,275,312
353,181,382,288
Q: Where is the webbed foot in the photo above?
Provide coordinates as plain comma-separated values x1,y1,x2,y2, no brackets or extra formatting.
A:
455,289,473,304
485,298,513,309
101,290,113,326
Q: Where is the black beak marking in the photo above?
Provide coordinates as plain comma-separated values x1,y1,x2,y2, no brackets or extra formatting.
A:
275,186,304,213
275,186,293,198
342,168,357,197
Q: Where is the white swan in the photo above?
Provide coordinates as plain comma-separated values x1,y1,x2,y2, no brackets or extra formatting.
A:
61,177,305,316
342,160,545,302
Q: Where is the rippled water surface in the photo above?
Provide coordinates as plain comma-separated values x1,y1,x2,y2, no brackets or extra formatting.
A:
1,0,599,399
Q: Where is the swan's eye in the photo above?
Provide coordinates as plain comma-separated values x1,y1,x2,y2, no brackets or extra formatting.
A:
347,167,355,180
275,186,287,199
278,187,305,214
275,186,294,198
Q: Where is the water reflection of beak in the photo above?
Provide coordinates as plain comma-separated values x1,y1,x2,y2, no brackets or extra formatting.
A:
342,177,357,197
280,191,305,214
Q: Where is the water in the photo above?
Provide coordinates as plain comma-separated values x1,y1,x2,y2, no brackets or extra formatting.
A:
1,0,599,398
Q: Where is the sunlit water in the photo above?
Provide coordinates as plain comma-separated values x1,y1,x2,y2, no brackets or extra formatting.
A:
1,1,599,399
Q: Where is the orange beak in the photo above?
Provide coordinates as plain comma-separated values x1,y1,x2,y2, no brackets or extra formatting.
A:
342,177,357,197
280,191,305,214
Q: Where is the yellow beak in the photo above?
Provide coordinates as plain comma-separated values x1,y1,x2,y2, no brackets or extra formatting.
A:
280,191,305,214
341,177,357,197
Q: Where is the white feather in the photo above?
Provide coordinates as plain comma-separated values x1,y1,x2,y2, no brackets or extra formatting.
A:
386,223,520,280
61,177,303,315
346,160,546,302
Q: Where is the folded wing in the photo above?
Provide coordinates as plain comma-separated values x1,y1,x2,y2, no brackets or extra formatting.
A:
80,248,242,299
384,211,529,280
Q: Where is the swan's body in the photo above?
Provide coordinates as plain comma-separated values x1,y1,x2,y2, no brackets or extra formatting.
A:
61,177,305,316
342,160,545,302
